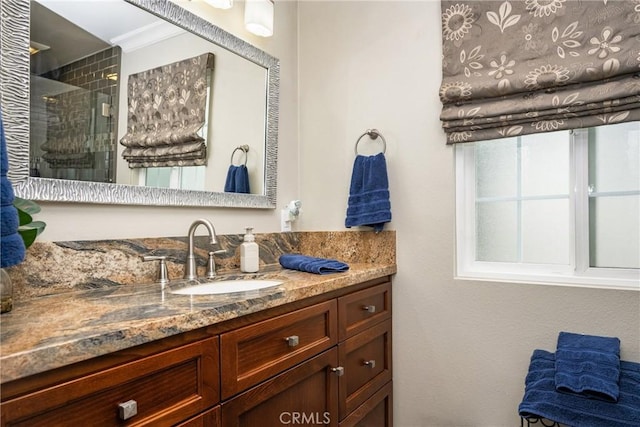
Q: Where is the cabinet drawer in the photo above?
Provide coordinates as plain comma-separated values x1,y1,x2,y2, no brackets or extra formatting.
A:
339,381,392,427
338,282,391,341
220,300,338,399
1,337,219,427
175,406,221,427
221,348,340,427
338,319,392,420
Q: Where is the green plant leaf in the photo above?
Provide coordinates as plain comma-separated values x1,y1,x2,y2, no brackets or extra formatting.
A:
12,197,46,249
18,228,38,248
13,197,41,215
18,222,46,248
29,221,46,235
17,208,33,227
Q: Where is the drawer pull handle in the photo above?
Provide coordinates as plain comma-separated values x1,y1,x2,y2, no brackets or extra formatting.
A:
363,359,376,368
118,399,138,420
362,305,376,313
285,335,300,347
331,366,345,376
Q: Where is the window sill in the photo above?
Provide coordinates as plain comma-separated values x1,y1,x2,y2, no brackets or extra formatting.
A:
455,271,640,291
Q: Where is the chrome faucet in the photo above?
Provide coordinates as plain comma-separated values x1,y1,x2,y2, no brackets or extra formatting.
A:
184,219,218,280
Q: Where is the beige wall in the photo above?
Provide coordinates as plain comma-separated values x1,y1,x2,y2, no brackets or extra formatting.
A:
24,1,640,425
297,1,640,426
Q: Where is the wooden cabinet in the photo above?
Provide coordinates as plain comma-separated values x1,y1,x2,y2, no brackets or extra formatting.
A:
221,281,393,426
1,278,392,427
221,348,340,426
220,300,338,399
337,282,392,425
176,406,221,427
1,337,219,427
338,282,391,341
339,382,393,427
339,319,392,420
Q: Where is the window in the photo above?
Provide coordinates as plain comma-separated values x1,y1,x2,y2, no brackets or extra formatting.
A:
140,166,206,191
455,122,639,290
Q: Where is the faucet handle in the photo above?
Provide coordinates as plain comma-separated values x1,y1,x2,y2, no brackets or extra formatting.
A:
142,255,169,285
206,250,227,279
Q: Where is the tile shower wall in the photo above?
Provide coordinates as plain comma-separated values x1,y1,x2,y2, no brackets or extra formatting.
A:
30,46,121,183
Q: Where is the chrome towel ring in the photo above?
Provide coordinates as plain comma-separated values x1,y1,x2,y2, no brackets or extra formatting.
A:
230,145,249,166
355,129,386,155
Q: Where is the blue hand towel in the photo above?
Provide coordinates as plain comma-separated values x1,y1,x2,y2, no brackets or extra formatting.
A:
555,332,621,402
0,110,26,268
345,153,391,232
234,165,250,194
224,165,250,193
519,350,640,427
279,254,349,275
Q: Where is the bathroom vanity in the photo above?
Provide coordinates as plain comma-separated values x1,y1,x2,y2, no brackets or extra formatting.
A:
0,257,394,426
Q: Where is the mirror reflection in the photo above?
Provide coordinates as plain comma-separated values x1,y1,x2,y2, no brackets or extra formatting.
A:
29,0,267,195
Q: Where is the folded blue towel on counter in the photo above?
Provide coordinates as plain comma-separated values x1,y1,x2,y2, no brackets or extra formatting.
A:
224,165,250,194
555,332,621,402
0,110,26,268
519,349,640,427
345,153,391,232
279,254,349,275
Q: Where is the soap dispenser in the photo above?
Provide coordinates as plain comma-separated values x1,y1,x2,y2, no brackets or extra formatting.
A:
240,227,259,273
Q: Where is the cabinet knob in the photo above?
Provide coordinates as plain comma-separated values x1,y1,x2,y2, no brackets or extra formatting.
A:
330,366,345,376
285,335,299,347
362,305,376,313
363,359,376,369
118,399,138,420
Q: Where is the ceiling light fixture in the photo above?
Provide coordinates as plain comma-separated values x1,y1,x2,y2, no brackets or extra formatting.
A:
29,41,50,55
203,0,233,9
244,0,274,37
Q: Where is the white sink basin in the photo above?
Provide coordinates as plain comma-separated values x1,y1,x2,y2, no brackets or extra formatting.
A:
170,279,283,295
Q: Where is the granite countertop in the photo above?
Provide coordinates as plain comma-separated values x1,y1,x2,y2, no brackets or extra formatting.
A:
0,262,396,384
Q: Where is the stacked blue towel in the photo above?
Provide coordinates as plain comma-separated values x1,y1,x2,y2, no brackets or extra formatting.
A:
519,350,640,427
345,153,391,232
279,254,349,275
0,110,26,268
224,165,250,193
555,331,621,402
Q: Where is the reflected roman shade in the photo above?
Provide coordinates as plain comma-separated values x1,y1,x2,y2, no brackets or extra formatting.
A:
439,0,640,144
41,89,94,169
120,53,214,168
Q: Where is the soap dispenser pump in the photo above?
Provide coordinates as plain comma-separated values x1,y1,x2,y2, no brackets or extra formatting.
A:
240,227,259,273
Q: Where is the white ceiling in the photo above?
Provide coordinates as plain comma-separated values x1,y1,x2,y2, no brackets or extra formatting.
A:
31,0,186,74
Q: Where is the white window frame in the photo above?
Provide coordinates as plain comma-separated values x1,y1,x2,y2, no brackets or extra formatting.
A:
455,128,640,291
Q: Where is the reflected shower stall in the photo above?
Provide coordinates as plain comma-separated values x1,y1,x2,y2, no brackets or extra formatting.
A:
29,46,121,183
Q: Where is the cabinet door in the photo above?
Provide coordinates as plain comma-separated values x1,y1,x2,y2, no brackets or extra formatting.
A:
1,337,219,427
221,348,340,427
339,382,392,427
221,300,337,399
175,406,221,427
338,282,391,341
339,319,392,420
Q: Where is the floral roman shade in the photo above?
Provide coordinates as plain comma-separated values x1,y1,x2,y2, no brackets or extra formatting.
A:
41,88,94,169
439,0,640,144
120,53,214,168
